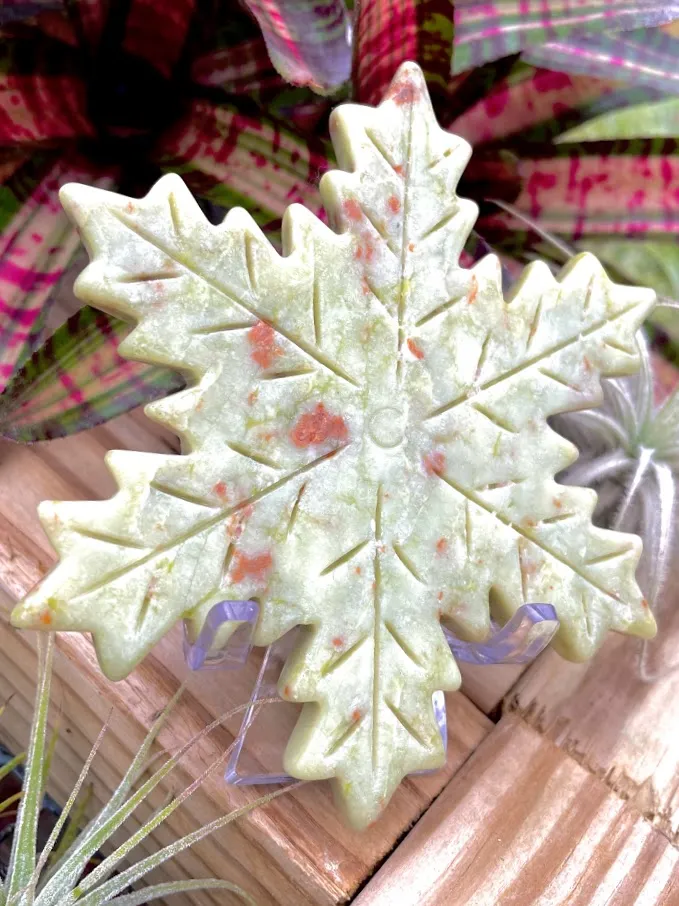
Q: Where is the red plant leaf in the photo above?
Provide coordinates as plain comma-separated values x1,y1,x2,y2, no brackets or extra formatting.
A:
242,0,351,94
450,67,615,145
480,149,679,239
0,305,183,442
122,0,197,78
0,159,95,392
155,99,330,230
353,0,456,106
0,74,93,145
191,37,281,92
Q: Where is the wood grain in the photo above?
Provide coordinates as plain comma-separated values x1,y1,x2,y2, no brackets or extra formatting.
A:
0,432,492,905
508,597,679,842
354,714,679,906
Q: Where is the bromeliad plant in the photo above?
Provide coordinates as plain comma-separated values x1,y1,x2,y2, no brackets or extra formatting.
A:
0,633,291,905
2,2,679,441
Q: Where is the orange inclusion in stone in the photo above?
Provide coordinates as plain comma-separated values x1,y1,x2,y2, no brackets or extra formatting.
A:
231,550,273,584
343,199,362,221
407,338,424,359
291,403,348,448
389,80,419,106
213,481,228,499
436,538,448,554
39,611,53,626
248,320,282,369
423,451,446,476
388,195,401,213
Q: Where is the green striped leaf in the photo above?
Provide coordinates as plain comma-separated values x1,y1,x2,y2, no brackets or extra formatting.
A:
453,2,679,73
0,305,183,442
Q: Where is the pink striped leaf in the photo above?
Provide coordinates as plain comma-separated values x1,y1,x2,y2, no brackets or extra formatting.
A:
449,64,663,145
0,159,94,392
0,305,183,442
155,99,330,233
191,38,331,132
0,30,94,146
524,27,679,94
242,0,351,94
478,148,679,240
352,0,456,106
191,37,282,92
453,1,679,73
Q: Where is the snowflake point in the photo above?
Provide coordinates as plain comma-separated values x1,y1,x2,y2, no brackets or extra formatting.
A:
13,61,658,829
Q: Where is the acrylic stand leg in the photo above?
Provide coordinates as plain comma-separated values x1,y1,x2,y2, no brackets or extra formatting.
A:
184,601,559,786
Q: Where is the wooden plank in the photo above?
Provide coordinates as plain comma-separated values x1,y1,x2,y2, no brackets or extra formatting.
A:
354,714,679,906
0,434,493,904
459,661,526,715
508,611,679,841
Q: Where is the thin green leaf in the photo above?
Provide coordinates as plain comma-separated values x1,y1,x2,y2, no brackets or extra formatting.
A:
30,717,110,895
48,784,92,867
0,305,184,442
36,686,186,903
0,752,26,784
95,879,255,906
66,742,240,901
0,793,22,816
74,783,303,906
453,2,679,73
243,0,351,94
487,198,574,260
558,97,679,142
3,634,54,905
41,726,59,793
36,697,277,906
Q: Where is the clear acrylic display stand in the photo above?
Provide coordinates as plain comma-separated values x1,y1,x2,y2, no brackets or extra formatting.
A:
184,600,559,787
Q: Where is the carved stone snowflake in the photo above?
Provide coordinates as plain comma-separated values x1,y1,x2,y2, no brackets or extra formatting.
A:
12,64,656,828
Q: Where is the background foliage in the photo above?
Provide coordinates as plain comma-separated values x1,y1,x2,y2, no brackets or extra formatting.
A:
2,0,679,442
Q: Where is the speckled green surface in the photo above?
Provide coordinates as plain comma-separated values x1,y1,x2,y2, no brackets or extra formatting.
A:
12,64,656,829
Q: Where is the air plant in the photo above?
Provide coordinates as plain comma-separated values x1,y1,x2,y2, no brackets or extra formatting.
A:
0,632,292,905
554,321,679,681
2,3,679,441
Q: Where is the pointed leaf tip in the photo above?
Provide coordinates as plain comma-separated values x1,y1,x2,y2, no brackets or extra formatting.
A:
383,62,429,107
